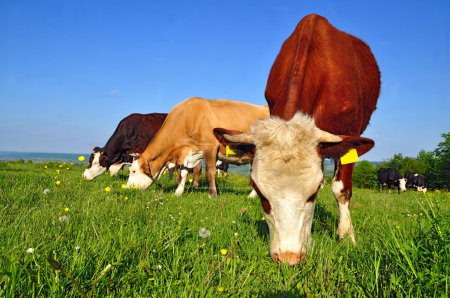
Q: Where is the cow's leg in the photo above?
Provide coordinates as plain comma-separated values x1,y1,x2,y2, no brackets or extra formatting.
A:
204,148,218,197
168,162,176,179
175,166,189,196
332,161,356,243
192,162,202,188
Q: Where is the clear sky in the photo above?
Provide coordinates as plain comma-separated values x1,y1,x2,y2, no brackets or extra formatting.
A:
1,0,449,161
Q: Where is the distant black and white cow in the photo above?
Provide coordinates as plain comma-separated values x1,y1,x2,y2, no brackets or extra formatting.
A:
378,168,406,193
82,113,168,180
215,160,229,176
404,172,427,193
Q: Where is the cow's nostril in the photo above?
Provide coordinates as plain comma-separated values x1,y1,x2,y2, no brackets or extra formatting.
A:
271,252,304,265
271,253,280,263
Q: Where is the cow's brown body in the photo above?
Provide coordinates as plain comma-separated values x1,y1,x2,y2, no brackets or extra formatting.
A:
215,14,380,264
266,14,380,140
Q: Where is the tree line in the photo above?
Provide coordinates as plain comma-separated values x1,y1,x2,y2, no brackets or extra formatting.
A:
352,132,450,190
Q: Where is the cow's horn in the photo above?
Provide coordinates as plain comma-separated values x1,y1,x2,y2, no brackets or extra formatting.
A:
129,153,140,159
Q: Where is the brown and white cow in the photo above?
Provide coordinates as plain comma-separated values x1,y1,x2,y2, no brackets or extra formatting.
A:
82,113,168,180
215,14,380,264
126,97,269,196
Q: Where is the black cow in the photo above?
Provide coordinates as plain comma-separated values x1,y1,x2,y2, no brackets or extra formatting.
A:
378,168,406,194
404,172,427,192
83,113,167,180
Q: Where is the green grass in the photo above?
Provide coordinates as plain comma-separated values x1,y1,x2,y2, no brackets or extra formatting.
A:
0,161,448,297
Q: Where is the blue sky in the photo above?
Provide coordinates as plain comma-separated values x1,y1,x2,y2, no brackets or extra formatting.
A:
1,0,449,161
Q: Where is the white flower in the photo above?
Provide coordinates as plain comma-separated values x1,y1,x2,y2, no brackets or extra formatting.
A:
198,227,211,239
156,264,162,270
43,189,51,195
26,248,34,254
58,215,69,223
75,245,80,251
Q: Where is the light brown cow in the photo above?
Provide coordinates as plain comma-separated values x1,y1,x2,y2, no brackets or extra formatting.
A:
126,97,269,196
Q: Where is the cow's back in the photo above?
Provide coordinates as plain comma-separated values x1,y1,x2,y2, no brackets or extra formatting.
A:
102,113,167,163
160,97,268,143
265,14,380,136
130,113,167,153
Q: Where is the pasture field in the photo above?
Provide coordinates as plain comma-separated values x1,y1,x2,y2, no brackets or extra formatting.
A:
0,161,448,297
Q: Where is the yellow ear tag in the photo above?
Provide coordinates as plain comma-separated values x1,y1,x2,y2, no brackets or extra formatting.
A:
226,145,236,157
340,148,359,165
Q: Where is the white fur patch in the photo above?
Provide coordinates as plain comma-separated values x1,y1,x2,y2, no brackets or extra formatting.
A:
337,201,355,243
332,180,344,196
184,151,203,168
109,163,124,176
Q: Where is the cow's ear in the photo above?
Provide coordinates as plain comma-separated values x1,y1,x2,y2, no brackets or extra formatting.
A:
213,128,256,159
319,135,374,159
213,128,255,145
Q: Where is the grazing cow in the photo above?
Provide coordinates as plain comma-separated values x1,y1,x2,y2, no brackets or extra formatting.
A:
126,97,269,196
215,14,380,264
216,160,229,176
82,113,168,180
404,172,427,192
378,168,406,193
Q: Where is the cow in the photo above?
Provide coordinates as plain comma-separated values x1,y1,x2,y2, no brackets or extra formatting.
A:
404,172,427,192
126,97,269,196
215,160,229,177
214,14,380,264
82,113,168,180
378,168,406,193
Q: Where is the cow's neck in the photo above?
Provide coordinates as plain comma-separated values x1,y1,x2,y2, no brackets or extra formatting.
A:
140,130,175,177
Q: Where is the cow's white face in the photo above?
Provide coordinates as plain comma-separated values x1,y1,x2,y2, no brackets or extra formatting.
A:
82,152,106,180
398,178,406,192
224,113,342,265
126,158,153,189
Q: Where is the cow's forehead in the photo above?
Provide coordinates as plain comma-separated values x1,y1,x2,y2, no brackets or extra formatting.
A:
249,114,324,199
250,114,322,168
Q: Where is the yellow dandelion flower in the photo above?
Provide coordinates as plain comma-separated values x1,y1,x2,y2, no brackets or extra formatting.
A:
104,186,111,192
217,286,224,293
131,185,138,189
64,207,69,212
44,165,48,169
56,170,60,174
55,180,61,185
261,216,265,220
121,184,127,189
124,196,129,201
59,165,63,168
189,178,193,183
220,249,228,256
78,156,85,162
